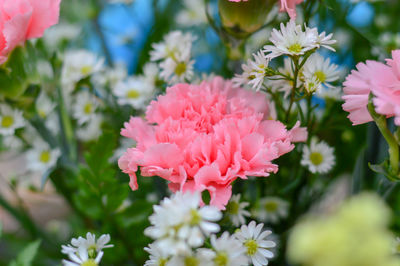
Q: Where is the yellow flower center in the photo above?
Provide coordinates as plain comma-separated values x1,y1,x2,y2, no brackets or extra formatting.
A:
189,209,201,226
227,201,239,215
84,103,93,114
175,62,187,76
288,43,302,53
38,110,47,119
265,201,278,212
39,151,51,163
244,239,259,256
126,89,140,99
314,71,327,83
158,258,168,266
1,116,14,128
81,259,98,266
81,65,93,76
310,152,324,166
184,256,199,266
214,252,228,266
88,245,97,258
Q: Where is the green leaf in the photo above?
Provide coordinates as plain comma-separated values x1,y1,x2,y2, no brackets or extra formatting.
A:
369,161,399,182
8,239,41,266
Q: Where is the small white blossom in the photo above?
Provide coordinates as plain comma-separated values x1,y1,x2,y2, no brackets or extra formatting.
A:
62,247,103,266
235,221,276,266
1,135,23,150
36,92,56,119
0,104,25,136
114,76,155,109
144,243,170,266
61,232,113,258
143,62,160,85
150,31,195,62
304,75,322,94
254,197,289,224
159,56,194,84
72,91,100,125
210,232,248,266
26,141,61,174
167,249,214,266
301,138,335,174
145,192,222,256
36,60,54,79
263,21,336,59
61,50,104,88
176,0,207,27
303,53,340,89
233,51,271,91
226,194,250,227
76,114,103,142
44,23,81,49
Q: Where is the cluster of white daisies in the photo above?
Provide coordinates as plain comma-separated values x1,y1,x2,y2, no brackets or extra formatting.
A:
233,21,340,100
144,192,276,266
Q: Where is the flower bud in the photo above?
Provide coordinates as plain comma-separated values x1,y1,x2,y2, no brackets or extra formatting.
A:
218,0,274,39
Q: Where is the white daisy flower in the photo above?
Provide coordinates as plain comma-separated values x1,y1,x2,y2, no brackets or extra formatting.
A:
0,104,25,136
265,57,299,98
254,197,289,224
26,141,61,174
62,246,103,266
143,62,160,86
1,135,24,150
303,53,340,89
36,92,56,119
176,0,207,27
303,75,322,94
145,192,222,256
92,63,128,89
45,113,60,135
263,21,336,59
44,23,81,49
233,58,256,88
144,243,170,266
233,51,271,91
36,60,54,79
61,232,113,258
301,138,335,174
167,249,214,266
226,194,250,227
72,91,100,125
159,56,194,84
210,232,248,266
235,221,276,266
114,76,155,109
76,114,103,142
150,31,195,62
61,50,104,88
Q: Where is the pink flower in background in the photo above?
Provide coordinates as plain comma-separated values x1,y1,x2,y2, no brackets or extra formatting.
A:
228,0,304,20
0,0,61,64
371,50,400,125
342,50,400,125
119,77,306,209
342,61,376,125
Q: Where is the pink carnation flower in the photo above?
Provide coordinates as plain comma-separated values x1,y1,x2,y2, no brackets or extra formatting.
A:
228,0,304,20
0,0,61,64
371,50,400,126
342,50,400,125
118,77,307,209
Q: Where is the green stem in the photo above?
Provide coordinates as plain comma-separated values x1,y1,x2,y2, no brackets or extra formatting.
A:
285,57,299,122
57,86,77,163
367,98,399,178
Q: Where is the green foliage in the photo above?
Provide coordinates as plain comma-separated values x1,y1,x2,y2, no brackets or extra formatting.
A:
0,43,40,99
8,240,41,266
73,132,128,219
